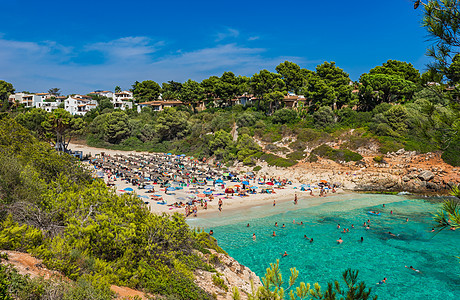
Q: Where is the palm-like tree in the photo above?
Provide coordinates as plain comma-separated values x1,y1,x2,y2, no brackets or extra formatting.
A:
434,185,460,230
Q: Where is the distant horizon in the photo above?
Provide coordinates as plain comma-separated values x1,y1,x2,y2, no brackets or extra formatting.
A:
1,0,432,95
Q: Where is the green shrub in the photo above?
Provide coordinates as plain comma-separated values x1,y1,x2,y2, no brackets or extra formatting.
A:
272,109,298,124
260,153,297,167
442,138,460,166
307,153,318,162
378,137,404,154
253,166,262,172
286,151,305,161
373,156,383,163
211,274,228,292
311,144,363,162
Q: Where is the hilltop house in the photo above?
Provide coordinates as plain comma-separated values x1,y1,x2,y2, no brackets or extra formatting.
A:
137,100,183,112
8,93,42,108
64,96,98,116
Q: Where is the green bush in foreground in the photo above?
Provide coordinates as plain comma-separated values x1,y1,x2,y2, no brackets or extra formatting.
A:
0,118,222,300
233,260,377,300
312,144,363,162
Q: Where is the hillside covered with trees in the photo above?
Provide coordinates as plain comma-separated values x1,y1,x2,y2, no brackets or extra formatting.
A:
4,56,459,169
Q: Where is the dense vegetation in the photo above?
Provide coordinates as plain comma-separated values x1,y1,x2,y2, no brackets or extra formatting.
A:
0,116,225,299
3,55,458,168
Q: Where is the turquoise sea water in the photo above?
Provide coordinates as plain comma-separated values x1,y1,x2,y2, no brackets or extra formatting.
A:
187,193,460,300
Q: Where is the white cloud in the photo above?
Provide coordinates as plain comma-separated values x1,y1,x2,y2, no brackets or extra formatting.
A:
86,36,163,62
215,28,240,42
0,36,303,94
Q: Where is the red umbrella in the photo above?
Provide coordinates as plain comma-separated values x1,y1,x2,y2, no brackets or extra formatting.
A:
225,188,234,193
266,182,274,186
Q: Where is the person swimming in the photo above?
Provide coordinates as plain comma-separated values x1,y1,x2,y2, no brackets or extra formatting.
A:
275,222,278,227
304,235,308,239
377,277,387,285
310,238,313,243
337,237,343,244
273,231,276,237
431,228,435,232
388,231,396,237
337,224,341,229
209,230,214,235
282,224,285,228
405,265,421,273
247,223,250,227
282,251,288,257
360,237,364,242
351,224,355,229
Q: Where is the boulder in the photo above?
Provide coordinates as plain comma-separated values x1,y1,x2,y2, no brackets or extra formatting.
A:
402,176,410,182
426,182,439,190
418,170,434,181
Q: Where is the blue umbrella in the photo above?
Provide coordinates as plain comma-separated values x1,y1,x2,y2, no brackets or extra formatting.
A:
144,185,154,189
167,153,172,156
124,187,134,192
203,191,213,195
215,179,223,183
180,154,186,157
166,187,175,191
176,197,186,201
242,181,249,185
138,195,149,199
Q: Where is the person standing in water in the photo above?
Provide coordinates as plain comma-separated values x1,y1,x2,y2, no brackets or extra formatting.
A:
252,233,256,241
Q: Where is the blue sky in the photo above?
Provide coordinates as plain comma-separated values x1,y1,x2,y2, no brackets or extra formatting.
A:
1,0,431,94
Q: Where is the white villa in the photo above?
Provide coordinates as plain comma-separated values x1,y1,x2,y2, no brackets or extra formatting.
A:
137,100,183,112
64,96,98,116
8,93,42,108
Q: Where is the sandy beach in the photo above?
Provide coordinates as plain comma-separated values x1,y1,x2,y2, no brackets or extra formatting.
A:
69,143,345,218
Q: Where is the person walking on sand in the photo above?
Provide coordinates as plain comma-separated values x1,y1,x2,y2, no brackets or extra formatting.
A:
294,193,298,205
218,199,223,212
273,199,276,206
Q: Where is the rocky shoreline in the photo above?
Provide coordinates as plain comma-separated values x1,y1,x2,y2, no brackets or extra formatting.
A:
230,149,459,195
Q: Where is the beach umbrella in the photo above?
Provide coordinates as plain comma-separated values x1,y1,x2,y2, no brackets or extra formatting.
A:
166,187,175,191
249,186,258,189
242,181,250,185
266,182,274,186
320,180,328,183
225,188,234,194
246,172,254,176
197,194,206,198
144,185,154,189
176,197,186,201
223,173,229,176
203,190,213,195
215,179,224,183
124,187,134,192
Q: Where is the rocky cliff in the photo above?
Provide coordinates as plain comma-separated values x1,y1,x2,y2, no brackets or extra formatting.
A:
194,249,262,300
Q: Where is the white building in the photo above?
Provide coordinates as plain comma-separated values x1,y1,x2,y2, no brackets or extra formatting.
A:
8,93,42,108
113,91,134,110
64,96,98,116
89,90,114,98
36,101,60,112
137,100,183,112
